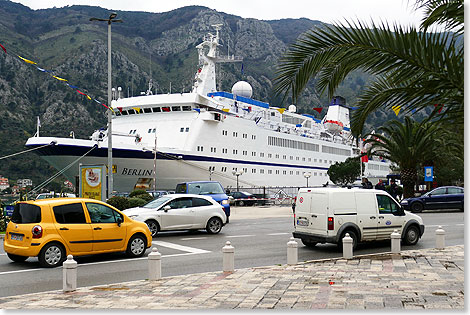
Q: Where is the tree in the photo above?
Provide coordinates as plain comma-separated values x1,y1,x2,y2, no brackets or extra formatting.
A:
327,157,362,186
363,117,441,198
273,0,464,136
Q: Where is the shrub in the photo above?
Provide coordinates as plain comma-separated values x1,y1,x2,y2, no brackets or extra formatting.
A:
128,197,147,208
133,193,153,202
129,189,148,198
107,196,130,210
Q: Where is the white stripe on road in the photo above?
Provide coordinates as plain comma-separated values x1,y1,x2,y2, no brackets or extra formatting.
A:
225,234,256,238
426,224,464,228
151,241,210,254
267,233,290,236
180,237,208,241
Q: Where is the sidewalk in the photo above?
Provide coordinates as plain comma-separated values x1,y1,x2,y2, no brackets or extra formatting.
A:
0,245,463,309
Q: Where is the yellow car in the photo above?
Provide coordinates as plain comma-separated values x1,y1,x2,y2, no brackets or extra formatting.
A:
4,198,152,267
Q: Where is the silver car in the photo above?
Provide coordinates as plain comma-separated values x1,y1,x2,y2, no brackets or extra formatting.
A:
123,194,227,236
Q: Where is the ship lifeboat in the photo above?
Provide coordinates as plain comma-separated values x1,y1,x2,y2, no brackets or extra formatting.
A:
324,120,344,134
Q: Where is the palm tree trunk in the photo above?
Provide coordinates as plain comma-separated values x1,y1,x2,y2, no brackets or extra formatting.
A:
400,168,417,198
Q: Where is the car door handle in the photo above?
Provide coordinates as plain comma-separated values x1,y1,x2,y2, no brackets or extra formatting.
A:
379,216,385,219
59,227,69,231
311,214,317,218
370,216,376,219
94,227,102,230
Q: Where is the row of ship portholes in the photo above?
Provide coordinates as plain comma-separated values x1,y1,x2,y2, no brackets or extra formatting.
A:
213,166,328,177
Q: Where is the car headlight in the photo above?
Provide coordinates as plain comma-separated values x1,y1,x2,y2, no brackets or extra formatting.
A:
400,200,408,205
221,200,229,205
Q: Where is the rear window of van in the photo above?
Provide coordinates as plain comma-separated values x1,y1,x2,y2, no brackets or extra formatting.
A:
11,204,41,224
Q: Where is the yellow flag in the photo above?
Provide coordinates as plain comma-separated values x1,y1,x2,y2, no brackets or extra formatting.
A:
222,108,230,112
52,75,68,82
132,107,141,113
392,105,401,116
18,55,37,64
277,108,285,114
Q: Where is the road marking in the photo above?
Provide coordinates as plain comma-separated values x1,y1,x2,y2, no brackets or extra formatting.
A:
225,234,256,238
152,241,210,254
267,233,290,236
426,224,464,228
0,267,46,276
180,237,208,241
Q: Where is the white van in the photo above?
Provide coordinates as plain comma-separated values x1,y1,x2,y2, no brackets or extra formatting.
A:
292,187,425,248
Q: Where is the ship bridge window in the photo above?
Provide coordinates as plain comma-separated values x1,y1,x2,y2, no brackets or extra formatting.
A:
152,107,161,113
144,108,152,113
162,107,170,112
322,145,351,156
182,106,192,111
172,106,181,111
122,111,128,115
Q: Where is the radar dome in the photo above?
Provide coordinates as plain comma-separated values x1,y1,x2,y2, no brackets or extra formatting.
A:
232,81,253,98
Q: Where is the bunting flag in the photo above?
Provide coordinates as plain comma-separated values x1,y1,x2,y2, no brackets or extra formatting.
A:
0,43,6,53
350,106,359,110
392,105,401,116
276,108,285,114
66,83,79,89
132,107,141,113
411,108,417,114
36,66,52,73
222,108,230,112
52,75,67,82
434,104,444,113
313,107,322,114
117,107,123,113
18,55,37,64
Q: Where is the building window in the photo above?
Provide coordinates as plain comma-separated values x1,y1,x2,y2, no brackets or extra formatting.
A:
268,170,272,174
252,135,256,140
252,169,256,173
243,133,247,139
233,132,238,137
222,130,228,136
243,168,248,173
233,149,238,154
152,128,156,133
222,167,227,172
243,151,247,156
260,152,264,157
186,127,189,132
180,128,184,132
276,170,280,175
260,169,264,174
283,170,287,175
252,152,256,157
268,153,272,158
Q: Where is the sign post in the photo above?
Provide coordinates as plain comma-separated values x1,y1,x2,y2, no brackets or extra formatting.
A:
424,166,434,192
79,164,107,201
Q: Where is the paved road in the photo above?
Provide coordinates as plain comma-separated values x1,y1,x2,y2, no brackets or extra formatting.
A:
0,206,464,297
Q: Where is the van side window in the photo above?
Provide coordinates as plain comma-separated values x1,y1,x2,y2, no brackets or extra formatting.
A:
53,203,86,224
86,203,123,223
376,195,400,215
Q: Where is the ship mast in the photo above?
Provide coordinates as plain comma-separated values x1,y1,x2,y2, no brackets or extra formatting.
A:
192,24,242,96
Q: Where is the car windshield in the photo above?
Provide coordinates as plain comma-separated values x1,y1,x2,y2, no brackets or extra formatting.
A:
187,183,224,195
143,196,172,209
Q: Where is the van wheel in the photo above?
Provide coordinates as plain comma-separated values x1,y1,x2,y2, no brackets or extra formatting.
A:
7,253,28,263
338,230,358,250
301,239,317,248
403,225,420,245
39,243,66,268
126,234,147,257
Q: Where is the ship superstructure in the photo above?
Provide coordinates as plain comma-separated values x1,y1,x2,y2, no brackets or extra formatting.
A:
26,25,390,193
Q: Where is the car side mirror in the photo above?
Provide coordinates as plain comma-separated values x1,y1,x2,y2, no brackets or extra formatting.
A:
117,217,123,227
163,205,171,212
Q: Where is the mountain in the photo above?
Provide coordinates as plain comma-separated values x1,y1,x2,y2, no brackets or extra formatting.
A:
0,1,405,189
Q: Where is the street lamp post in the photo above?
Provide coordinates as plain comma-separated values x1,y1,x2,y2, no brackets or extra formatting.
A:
90,12,122,198
303,172,312,187
232,170,244,192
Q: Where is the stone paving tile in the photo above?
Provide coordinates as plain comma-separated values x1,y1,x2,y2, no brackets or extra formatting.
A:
0,245,464,310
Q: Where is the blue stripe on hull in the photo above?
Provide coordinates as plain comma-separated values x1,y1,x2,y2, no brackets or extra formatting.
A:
29,143,329,171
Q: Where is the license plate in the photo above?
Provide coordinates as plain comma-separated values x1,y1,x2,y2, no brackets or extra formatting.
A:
10,233,23,241
297,219,309,226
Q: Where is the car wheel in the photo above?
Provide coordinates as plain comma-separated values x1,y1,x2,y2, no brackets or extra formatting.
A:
238,200,245,206
206,217,223,234
337,230,358,250
411,202,423,213
39,242,65,268
126,234,147,257
145,219,160,237
301,239,317,248
7,253,28,263
403,225,420,245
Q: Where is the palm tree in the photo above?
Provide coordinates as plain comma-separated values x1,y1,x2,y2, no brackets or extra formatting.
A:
363,117,441,198
273,0,463,136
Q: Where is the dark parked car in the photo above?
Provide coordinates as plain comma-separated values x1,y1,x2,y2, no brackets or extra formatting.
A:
229,191,256,206
400,186,464,212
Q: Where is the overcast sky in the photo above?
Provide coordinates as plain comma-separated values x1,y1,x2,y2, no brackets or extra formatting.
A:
11,0,426,28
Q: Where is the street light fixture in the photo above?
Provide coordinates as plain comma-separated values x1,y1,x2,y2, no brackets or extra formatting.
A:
303,172,312,187
231,169,244,192
90,12,123,198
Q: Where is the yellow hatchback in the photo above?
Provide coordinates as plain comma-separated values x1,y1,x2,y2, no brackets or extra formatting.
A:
4,198,152,267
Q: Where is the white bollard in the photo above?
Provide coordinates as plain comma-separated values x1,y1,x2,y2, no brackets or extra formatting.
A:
222,241,235,272
391,229,401,254
436,226,445,249
148,247,162,280
63,255,77,292
287,237,298,265
342,233,353,259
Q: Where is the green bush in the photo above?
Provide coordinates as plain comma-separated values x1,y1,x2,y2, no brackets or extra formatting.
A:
129,190,148,198
133,193,153,202
107,196,130,210
128,197,147,208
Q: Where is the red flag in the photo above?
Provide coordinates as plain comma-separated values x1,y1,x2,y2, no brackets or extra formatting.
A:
434,104,443,113
117,107,123,113
0,43,6,53
361,154,368,163
313,107,322,114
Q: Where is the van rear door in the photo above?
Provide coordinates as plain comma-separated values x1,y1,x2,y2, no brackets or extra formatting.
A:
295,191,328,235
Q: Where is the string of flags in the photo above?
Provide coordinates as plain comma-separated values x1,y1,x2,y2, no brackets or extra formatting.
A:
0,41,113,113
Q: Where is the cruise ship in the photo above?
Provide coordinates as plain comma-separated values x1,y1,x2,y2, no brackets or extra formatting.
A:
26,25,390,193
